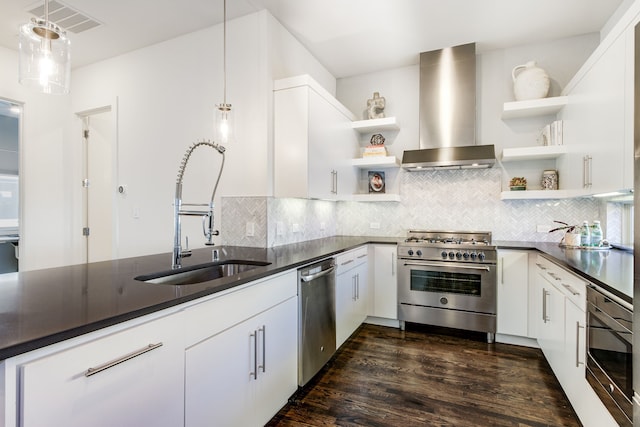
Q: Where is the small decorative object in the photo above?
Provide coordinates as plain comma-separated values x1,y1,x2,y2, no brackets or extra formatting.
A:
368,171,385,193
370,134,385,145
541,170,558,190
549,220,580,247
538,124,551,146
512,61,550,101
366,92,386,119
509,177,527,191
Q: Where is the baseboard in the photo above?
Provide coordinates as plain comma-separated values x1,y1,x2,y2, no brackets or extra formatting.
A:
364,316,400,328
495,333,539,348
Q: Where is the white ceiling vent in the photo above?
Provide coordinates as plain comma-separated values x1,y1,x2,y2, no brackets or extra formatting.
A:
27,0,101,34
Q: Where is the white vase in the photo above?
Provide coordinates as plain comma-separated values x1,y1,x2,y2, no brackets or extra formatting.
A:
564,232,581,247
512,61,550,101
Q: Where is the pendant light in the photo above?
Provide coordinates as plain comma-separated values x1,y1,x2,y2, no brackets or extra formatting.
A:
18,0,71,94
214,0,234,144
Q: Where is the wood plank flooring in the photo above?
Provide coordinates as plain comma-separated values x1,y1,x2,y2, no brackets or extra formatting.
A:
268,324,581,426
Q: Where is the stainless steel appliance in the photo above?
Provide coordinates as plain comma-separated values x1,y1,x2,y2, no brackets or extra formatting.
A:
587,284,633,426
397,230,497,343
401,42,496,171
298,258,336,386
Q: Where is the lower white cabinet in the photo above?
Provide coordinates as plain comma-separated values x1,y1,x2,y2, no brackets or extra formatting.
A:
370,244,397,320
533,255,617,427
336,246,368,348
185,297,297,427
496,250,530,337
184,270,298,427
19,313,185,427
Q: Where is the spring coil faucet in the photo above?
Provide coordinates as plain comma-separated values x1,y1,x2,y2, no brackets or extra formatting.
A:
173,140,226,269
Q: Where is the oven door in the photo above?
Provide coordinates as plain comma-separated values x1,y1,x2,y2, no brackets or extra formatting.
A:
586,289,633,425
398,259,496,314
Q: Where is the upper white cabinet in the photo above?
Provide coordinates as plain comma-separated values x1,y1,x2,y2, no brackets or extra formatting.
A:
274,75,359,200
557,30,630,194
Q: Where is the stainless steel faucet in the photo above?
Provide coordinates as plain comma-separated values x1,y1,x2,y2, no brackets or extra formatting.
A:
172,140,226,269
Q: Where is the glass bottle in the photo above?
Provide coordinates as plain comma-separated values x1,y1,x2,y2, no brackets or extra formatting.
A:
580,221,591,247
590,221,603,247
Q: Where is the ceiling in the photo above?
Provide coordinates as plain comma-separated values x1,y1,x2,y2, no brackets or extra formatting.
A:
0,0,629,79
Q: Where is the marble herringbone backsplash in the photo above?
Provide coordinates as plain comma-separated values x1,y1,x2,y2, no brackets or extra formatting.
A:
222,168,604,247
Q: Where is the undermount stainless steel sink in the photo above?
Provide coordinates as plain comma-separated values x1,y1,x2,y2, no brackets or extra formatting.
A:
134,260,271,286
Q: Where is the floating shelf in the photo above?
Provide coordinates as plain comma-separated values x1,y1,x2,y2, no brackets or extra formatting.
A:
501,96,568,120
501,145,568,162
352,117,399,134
350,156,400,168
500,189,585,200
351,193,401,202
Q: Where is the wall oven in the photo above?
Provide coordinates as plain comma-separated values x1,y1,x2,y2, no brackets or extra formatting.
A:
397,230,497,343
586,284,633,426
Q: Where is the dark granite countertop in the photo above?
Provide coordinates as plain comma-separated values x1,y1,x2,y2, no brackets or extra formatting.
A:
0,236,399,360
0,236,632,360
496,240,633,305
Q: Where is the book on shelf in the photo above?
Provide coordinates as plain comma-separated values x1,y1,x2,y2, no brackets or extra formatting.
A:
362,145,387,157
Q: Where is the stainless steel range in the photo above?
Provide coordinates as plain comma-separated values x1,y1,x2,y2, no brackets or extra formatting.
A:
397,230,497,343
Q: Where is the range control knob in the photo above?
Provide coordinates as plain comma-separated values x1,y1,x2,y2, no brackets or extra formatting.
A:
478,252,486,261
408,249,414,256
440,297,448,305
455,252,462,260
463,252,470,260
441,251,448,259
416,250,423,257
470,252,478,260
448,251,455,259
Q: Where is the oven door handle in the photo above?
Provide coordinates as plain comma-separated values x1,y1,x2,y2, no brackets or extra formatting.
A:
402,261,491,272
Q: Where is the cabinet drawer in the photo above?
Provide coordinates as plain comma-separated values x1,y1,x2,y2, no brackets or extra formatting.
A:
20,313,185,427
535,255,587,311
184,270,297,347
336,246,368,275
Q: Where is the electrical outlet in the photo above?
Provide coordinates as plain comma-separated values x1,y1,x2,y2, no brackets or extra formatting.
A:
245,222,255,237
320,222,326,231
276,221,284,236
292,223,300,233
370,222,381,229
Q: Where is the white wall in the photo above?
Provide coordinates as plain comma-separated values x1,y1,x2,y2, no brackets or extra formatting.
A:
0,46,75,271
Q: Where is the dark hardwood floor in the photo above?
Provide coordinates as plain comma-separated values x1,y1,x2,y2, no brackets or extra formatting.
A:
268,324,581,426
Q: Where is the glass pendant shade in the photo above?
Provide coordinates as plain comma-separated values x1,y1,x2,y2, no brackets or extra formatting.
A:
214,103,234,145
18,19,71,95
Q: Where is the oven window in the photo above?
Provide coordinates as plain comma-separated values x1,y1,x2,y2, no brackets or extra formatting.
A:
410,270,481,296
588,311,632,398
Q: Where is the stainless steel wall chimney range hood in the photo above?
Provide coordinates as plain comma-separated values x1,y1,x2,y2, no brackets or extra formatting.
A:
402,43,496,171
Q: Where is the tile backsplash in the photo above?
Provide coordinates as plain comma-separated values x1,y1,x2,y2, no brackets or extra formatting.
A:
222,168,603,247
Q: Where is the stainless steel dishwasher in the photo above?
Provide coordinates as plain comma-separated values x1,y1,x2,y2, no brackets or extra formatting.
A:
298,258,336,386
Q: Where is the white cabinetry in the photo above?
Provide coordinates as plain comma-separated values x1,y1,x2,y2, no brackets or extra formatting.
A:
496,250,531,338
274,75,358,200
533,256,617,427
335,246,368,348
184,270,298,427
558,31,629,194
366,244,398,325
19,313,185,427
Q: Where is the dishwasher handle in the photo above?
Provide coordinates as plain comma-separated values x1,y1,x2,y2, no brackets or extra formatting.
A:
300,266,336,282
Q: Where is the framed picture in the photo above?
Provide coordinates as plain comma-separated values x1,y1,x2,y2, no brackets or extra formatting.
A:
368,171,385,193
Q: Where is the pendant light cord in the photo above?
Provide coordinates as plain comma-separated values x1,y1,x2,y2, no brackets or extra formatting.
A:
223,0,227,105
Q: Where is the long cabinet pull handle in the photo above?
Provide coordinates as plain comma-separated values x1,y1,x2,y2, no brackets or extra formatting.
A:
352,275,357,301
562,283,580,296
85,342,163,377
542,289,549,323
356,273,360,300
250,330,258,380
391,252,395,275
500,257,504,285
576,322,585,368
259,325,266,373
